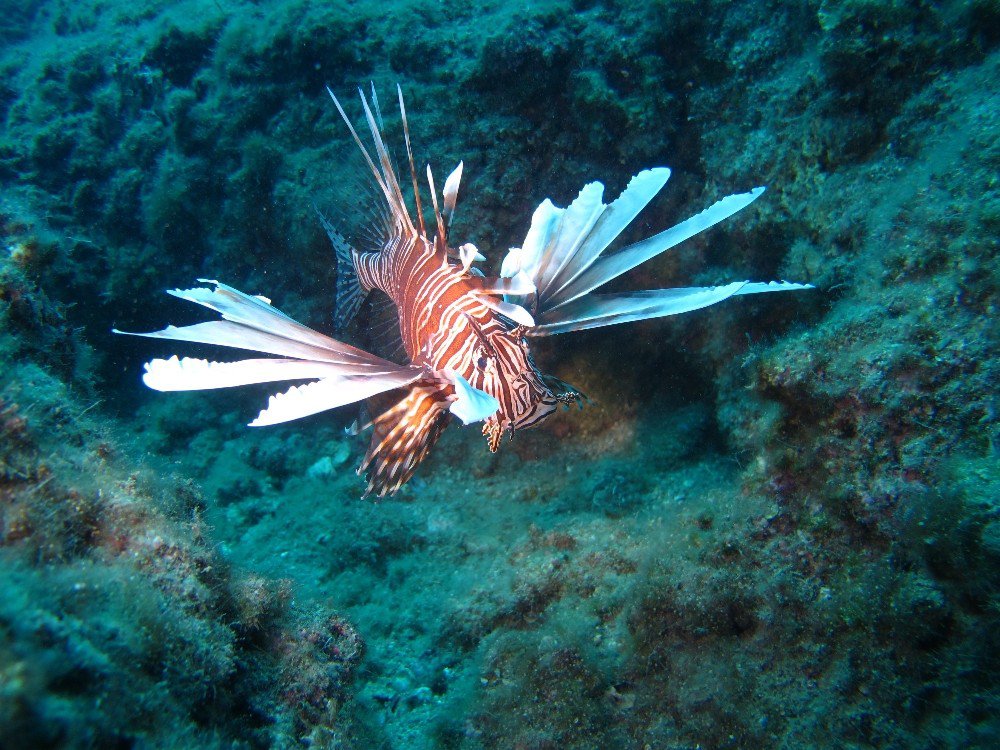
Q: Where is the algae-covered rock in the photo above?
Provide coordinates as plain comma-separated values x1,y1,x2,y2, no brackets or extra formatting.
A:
889,572,954,650
1,0,999,747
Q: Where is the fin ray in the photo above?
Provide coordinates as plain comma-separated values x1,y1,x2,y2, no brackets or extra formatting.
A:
250,370,422,427
141,355,394,391
117,320,373,363
117,279,382,363
327,87,400,225
529,280,813,336
397,84,427,239
550,187,766,311
166,279,373,356
357,87,413,232
359,383,451,496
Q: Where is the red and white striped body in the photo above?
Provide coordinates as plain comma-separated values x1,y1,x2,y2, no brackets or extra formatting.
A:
352,230,561,452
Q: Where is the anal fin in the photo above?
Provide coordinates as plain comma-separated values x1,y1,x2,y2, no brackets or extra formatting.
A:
358,383,451,497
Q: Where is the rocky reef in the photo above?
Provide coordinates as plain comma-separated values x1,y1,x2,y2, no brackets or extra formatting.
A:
1,0,998,748
0,234,365,746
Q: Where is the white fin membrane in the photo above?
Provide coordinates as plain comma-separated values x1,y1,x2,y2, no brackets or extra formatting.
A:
141,356,398,391
115,280,423,425
532,280,813,335
442,161,463,226
250,370,423,427
448,372,500,425
502,170,812,335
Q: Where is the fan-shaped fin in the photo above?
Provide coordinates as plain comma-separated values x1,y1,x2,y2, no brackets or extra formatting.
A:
359,383,452,497
318,212,367,331
448,372,500,425
503,170,812,335
141,355,392,391
360,289,408,365
250,370,422,427
548,187,766,311
114,280,424,427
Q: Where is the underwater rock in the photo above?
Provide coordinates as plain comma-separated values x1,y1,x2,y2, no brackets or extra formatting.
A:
888,572,954,651
307,440,353,478
1,0,998,747
0,254,363,747
980,517,1000,561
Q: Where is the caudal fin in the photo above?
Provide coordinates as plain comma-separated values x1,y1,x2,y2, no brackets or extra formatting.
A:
317,213,367,331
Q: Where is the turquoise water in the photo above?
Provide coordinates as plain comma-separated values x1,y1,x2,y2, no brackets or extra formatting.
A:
1,1,998,748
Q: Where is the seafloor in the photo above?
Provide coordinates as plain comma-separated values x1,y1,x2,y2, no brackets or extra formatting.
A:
1,1,998,748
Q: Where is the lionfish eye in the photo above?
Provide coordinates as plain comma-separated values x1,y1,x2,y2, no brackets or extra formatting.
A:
477,355,488,370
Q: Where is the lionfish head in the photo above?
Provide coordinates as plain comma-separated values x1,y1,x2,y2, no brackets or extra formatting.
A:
475,325,582,451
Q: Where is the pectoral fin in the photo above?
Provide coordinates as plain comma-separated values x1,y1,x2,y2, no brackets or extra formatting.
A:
530,280,814,336
115,280,423,425
502,170,813,336
448,372,500,425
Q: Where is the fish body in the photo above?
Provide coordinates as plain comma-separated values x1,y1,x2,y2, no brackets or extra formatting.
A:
116,87,811,496
335,209,565,491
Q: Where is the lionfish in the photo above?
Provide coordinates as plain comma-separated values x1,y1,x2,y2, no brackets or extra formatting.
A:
116,87,811,496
